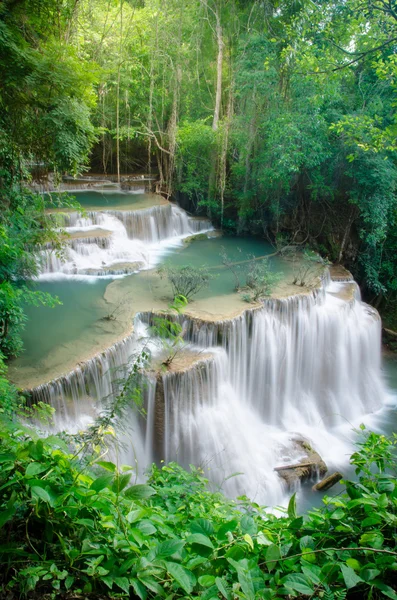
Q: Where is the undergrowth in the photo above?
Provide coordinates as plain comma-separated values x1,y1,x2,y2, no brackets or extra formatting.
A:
0,425,396,599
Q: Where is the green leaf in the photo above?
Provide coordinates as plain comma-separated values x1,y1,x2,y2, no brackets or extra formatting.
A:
0,454,16,463
243,533,254,550
114,577,130,593
217,519,238,540
215,577,231,600
301,548,317,563
31,486,51,503
374,582,397,600
346,558,361,572
265,544,281,571
187,533,214,549
138,574,165,596
201,584,219,600
0,507,16,528
102,576,113,590
283,573,314,595
65,575,74,590
359,531,384,548
25,462,47,477
227,558,255,600
154,539,185,559
112,473,131,493
190,518,214,536
136,520,157,535
90,474,113,492
124,484,156,499
360,568,380,582
340,564,363,589
44,436,69,452
289,516,304,530
131,578,147,600
378,477,395,493
287,492,297,519
240,515,257,536
96,460,116,472
301,564,321,586
126,509,147,523
165,562,196,594
198,575,215,587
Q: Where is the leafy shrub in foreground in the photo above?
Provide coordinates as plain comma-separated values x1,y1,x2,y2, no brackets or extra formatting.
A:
0,428,396,599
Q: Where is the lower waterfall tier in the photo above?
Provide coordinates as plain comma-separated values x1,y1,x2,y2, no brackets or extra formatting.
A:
25,276,390,505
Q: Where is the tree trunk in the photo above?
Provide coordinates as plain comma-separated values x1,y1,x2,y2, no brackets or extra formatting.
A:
116,0,123,183
218,81,233,227
212,8,223,131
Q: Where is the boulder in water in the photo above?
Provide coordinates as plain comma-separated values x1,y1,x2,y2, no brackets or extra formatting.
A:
275,439,327,488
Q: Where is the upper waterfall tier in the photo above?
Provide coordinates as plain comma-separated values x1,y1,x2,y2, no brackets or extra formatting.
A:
40,202,212,278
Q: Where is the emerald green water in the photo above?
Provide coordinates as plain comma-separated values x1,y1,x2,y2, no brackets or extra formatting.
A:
17,280,109,368
45,190,159,210
166,235,290,299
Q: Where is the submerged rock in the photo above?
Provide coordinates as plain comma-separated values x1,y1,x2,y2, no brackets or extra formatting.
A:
275,439,327,489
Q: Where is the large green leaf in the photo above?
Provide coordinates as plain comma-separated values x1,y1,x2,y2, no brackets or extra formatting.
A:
240,515,257,536
154,539,185,559
190,518,214,536
359,531,384,549
96,460,116,472
216,519,238,540
25,462,47,477
124,484,156,499
265,543,281,571
227,558,255,600
186,533,214,549
374,581,397,600
112,473,131,493
165,562,196,594
283,573,315,596
90,474,114,492
340,564,363,589
215,577,231,600
287,492,297,519
31,486,51,503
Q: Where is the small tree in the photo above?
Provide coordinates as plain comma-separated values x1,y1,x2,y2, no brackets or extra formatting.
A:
241,258,280,302
292,250,329,288
157,265,213,301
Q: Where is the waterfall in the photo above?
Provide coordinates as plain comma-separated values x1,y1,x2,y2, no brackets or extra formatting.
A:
26,276,388,504
40,203,212,278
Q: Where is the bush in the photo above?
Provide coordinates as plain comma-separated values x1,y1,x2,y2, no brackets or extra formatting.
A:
242,258,281,302
0,428,397,599
157,265,213,301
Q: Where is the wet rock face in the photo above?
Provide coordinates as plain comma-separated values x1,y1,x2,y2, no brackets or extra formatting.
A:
275,439,327,489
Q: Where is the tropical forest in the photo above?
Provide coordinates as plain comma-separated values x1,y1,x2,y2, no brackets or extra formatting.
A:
1,0,397,598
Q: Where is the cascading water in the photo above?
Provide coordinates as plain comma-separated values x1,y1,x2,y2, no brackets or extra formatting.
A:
40,203,212,278
27,273,390,505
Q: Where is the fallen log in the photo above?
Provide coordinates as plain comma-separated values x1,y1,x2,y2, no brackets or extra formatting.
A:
312,472,343,492
274,462,317,472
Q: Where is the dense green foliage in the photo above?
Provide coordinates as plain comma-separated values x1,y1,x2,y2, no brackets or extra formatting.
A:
0,426,396,599
0,0,97,361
